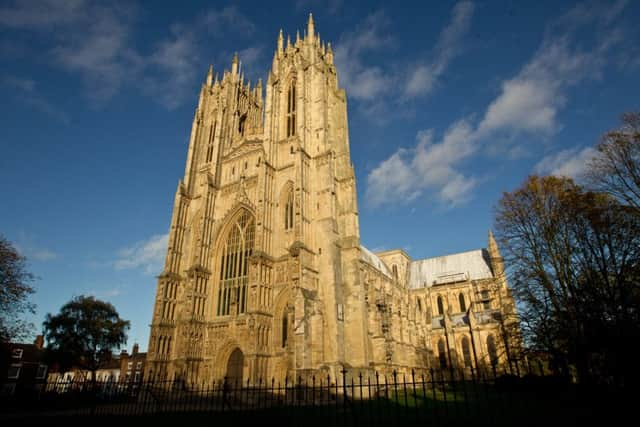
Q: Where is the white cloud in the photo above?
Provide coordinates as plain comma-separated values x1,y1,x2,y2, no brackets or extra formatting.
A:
144,26,199,109
478,39,592,136
403,1,474,98
115,233,168,275
335,2,474,108
367,1,629,208
334,11,393,102
478,2,625,137
367,120,478,207
534,146,598,179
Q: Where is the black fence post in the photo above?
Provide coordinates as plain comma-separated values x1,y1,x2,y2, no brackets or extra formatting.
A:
375,371,382,425
440,368,448,420
358,372,364,423
420,372,428,425
461,367,470,418
367,373,373,426
341,368,348,423
430,368,438,426
411,370,419,425
392,370,399,420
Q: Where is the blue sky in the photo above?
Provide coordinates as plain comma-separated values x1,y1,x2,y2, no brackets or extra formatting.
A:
1,0,638,351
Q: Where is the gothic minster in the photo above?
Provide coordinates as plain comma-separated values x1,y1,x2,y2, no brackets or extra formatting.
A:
147,15,519,384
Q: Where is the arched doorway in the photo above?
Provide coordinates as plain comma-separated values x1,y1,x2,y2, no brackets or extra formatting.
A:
226,348,244,385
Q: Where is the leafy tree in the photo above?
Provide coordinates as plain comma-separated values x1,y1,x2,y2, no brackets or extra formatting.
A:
587,112,640,210
0,234,36,343
43,295,130,382
495,175,640,385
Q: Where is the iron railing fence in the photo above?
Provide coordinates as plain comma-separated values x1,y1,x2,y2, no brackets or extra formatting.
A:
0,364,622,426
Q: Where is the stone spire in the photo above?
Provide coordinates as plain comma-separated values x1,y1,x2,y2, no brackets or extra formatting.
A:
307,13,315,41
206,64,213,86
326,42,333,64
488,229,500,258
488,230,504,279
277,29,284,54
231,52,239,75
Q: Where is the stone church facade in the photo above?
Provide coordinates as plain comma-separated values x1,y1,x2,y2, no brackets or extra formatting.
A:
146,16,519,384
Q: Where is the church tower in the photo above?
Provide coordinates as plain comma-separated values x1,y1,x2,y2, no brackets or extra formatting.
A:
146,15,365,384
147,16,520,384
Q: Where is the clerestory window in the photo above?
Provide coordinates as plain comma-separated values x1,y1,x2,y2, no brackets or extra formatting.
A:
459,293,466,312
437,296,444,316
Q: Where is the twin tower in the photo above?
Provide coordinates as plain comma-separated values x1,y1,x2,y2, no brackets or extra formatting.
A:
147,15,366,383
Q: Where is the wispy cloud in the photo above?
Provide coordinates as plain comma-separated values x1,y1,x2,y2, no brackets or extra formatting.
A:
403,1,474,99
534,146,598,180
477,1,625,137
201,6,256,35
334,11,394,102
115,233,168,275
143,25,200,109
0,0,85,29
86,286,123,299
238,46,263,70
334,2,474,116
1,74,70,123
13,232,58,261
366,1,628,208
0,2,256,109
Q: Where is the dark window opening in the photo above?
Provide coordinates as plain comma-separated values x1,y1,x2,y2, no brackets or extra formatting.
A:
282,314,288,348
438,339,447,369
239,114,247,136
286,82,296,137
284,190,294,230
459,293,466,312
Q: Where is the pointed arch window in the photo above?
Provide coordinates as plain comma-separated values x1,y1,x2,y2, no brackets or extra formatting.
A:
216,210,255,316
286,82,296,137
284,190,294,230
461,336,473,368
392,265,398,281
281,312,288,348
459,293,466,312
437,338,447,369
206,120,217,163
487,335,498,367
437,296,444,316
238,113,247,136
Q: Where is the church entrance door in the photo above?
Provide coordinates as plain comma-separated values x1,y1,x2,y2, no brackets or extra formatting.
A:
226,348,244,385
